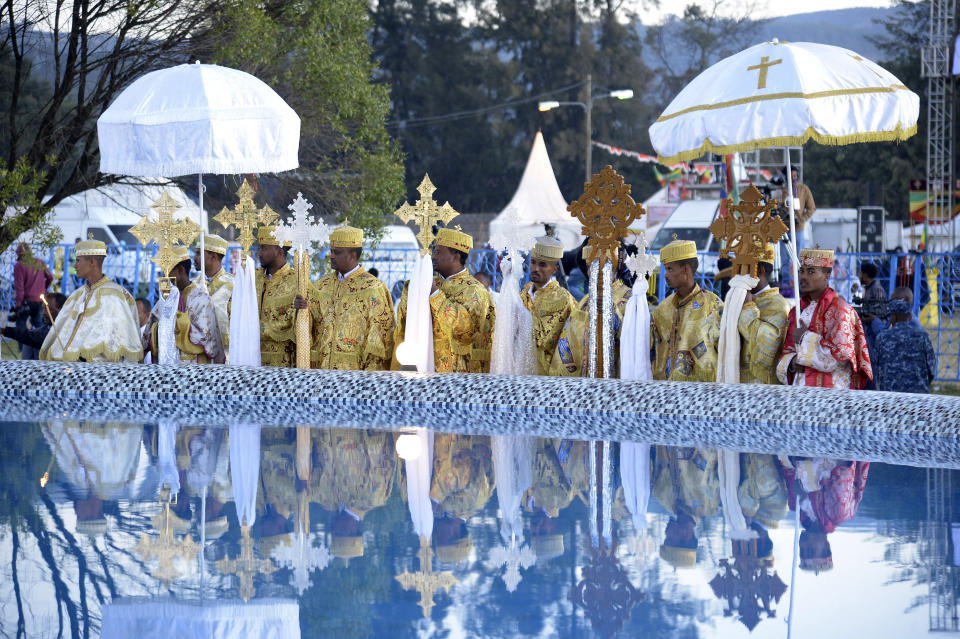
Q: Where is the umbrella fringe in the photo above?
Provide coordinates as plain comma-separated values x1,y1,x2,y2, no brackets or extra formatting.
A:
99,158,299,178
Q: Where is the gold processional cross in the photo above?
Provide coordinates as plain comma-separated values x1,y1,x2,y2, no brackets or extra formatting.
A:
395,536,458,618
214,178,279,260
130,190,201,291
708,184,789,278
215,524,278,602
133,486,200,586
567,165,646,270
394,174,460,255
747,55,782,90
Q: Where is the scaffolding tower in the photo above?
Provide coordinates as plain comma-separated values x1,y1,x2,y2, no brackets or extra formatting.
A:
922,0,957,250
925,468,959,632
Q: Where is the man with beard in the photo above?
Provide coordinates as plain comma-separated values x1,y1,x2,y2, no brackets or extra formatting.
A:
520,236,577,375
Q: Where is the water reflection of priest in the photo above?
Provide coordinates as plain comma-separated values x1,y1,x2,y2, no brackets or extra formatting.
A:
524,438,589,562
430,434,494,565
652,446,720,569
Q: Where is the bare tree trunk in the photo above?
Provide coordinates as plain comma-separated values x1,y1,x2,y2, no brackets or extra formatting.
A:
11,526,26,639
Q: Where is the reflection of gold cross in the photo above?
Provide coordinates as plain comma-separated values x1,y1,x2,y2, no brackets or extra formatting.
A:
130,190,202,281
133,486,200,586
395,536,458,618
394,174,460,256
708,184,788,277
567,165,646,269
747,56,782,89
214,179,278,259
215,524,278,602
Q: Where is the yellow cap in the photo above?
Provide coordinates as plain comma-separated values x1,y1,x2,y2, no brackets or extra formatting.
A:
435,227,473,253
759,243,777,264
257,226,291,247
532,533,565,561
172,245,190,264
203,234,229,255
659,544,697,568
799,247,834,268
330,225,363,248
75,240,107,257
532,236,564,262
660,238,697,264
435,536,472,564
331,534,364,559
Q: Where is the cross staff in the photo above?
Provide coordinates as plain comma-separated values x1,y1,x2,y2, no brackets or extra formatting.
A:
708,184,789,278
395,536,458,618
133,486,200,586
130,190,201,290
215,524,278,602
394,174,460,255
214,179,278,260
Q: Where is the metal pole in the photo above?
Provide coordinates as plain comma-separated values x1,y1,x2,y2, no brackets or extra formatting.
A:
585,73,592,184
785,148,801,327
198,173,207,290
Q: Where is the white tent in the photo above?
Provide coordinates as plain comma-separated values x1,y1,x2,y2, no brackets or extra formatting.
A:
488,132,584,251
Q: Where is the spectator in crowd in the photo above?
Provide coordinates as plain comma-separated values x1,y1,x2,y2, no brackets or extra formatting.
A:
859,262,887,306
368,267,379,278
3,293,66,358
473,271,499,306
13,243,54,358
872,298,937,393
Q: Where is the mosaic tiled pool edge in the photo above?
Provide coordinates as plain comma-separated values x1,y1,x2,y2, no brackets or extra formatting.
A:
2,359,959,469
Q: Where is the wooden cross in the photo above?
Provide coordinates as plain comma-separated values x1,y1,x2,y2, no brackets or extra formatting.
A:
394,174,460,256
130,190,201,280
747,56,782,90
709,545,786,632
133,486,200,586
567,165,646,269
708,184,788,278
214,179,278,259
395,536,458,618
215,524,278,602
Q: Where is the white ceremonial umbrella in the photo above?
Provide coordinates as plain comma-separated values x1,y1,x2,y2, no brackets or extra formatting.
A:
648,39,919,316
101,598,301,639
98,61,300,275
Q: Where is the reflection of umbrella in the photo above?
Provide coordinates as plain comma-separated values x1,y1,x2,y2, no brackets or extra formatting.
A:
100,599,300,638
649,40,919,313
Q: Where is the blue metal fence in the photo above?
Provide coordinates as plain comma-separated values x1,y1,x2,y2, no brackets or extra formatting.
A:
3,243,959,381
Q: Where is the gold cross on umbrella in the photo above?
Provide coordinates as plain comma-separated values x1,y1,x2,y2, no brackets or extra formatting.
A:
747,55,782,90
130,190,202,286
568,166,646,270
394,174,460,256
395,536,458,618
214,179,278,259
133,485,200,586
215,524,278,602
708,184,788,278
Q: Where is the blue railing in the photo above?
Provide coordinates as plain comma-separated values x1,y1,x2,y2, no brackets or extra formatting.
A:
3,244,959,382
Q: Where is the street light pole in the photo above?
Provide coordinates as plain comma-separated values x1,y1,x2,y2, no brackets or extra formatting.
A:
584,73,592,185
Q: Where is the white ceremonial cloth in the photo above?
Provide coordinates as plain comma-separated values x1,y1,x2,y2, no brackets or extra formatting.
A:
229,256,261,367
41,422,143,500
649,40,919,163
491,251,536,376
717,274,760,540
404,428,434,539
98,63,300,177
157,422,180,496
395,255,435,372
100,598,300,639
492,435,533,542
230,424,261,527
154,287,180,367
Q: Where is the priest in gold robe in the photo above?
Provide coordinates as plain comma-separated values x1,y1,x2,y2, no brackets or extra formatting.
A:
301,225,394,370
651,239,722,382
739,245,791,385
431,434,494,563
40,240,143,362
256,227,298,367
394,227,495,372
145,246,224,363
520,236,577,375
652,446,720,568
193,233,234,358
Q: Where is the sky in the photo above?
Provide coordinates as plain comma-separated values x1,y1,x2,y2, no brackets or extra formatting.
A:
645,0,894,22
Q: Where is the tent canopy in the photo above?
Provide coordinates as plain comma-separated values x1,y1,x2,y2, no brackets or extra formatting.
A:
488,132,584,251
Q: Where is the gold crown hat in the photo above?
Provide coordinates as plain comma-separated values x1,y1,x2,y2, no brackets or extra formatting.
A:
257,226,291,248
202,233,229,256
171,245,190,264
799,247,834,268
759,242,777,265
435,536,472,564
531,533,565,561
532,235,564,262
75,239,107,257
659,543,697,569
435,227,473,253
659,238,698,264
330,224,364,248
331,534,364,559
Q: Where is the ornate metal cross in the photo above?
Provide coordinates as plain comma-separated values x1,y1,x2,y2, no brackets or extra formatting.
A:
214,179,278,259
488,538,536,593
568,166,646,269
394,174,460,256
708,184,788,277
270,531,331,595
625,231,659,280
395,536,459,618
130,190,201,280
272,192,330,255
133,486,200,586
709,543,786,631
215,524,278,602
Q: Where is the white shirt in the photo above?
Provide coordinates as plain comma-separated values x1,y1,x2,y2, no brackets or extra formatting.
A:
528,277,556,302
337,265,361,281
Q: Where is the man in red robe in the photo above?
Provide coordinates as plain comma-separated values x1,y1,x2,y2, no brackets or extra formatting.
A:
776,247,872,389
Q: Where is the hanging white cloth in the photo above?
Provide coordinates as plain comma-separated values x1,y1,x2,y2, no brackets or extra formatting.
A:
228,255,261,367
229,424,261,527
158,422,180,497
154,287,180,367
491,251,536,376
404,428,434,539
395,255,435,373
100,598,301,639
716,273,760,540
492,435,533,542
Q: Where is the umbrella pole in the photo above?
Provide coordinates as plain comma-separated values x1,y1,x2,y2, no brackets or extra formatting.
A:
198,172,207,291
784,148,801,327
200,484,207,602
786,493,800,638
